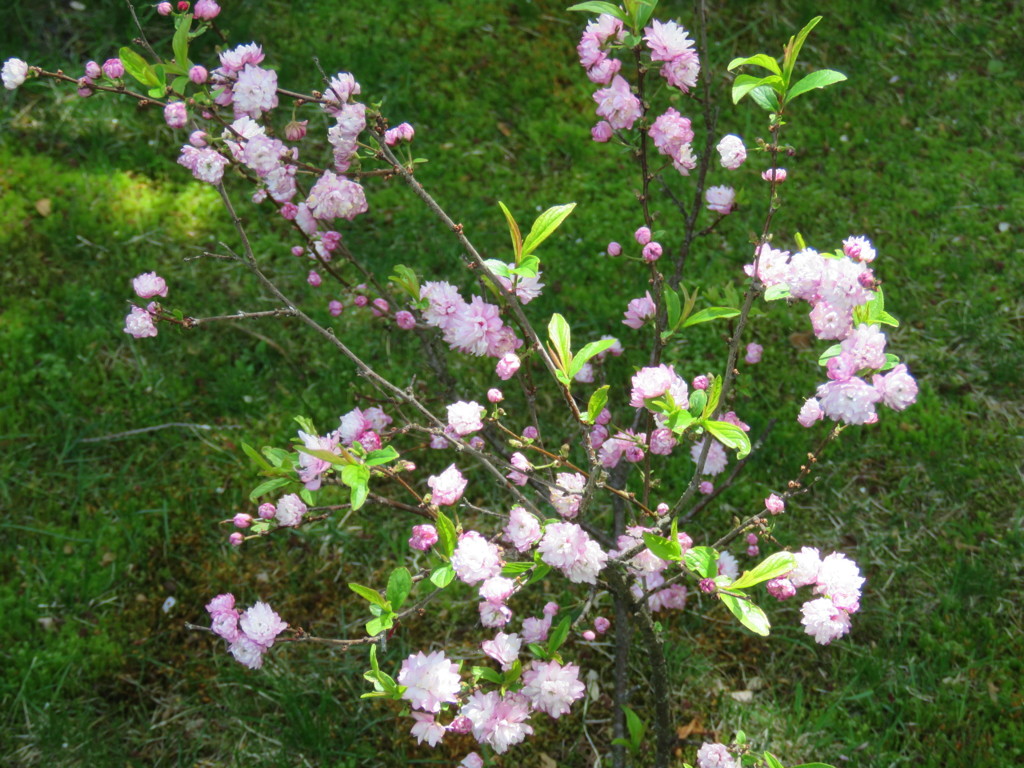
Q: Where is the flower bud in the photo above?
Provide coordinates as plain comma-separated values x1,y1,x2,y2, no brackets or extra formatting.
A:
698,480,713,495
163,101,188,129
76,76,94,98
395,310,416,329
280,202,298,220
692,375,709,390
284,120,308,142
761,168,787,183
194,0,221,20
642,241,662,262
177,1,191,12
745,342,763,364
747,545,760,557
188,64,208,84
290,245,304,257
522,426,539,440
746,533,758,545
228,532,244,546
157,2,173,15
487,388,503,403
85,60,102,79
372,298,390,315
766,577,796,600
606,241,621,256
698,578,716,594
353,295,368,307
591,120,612,142
188,130,207,147
257,503,276,519
102,58,124,79
328,300,344,316
582,630,596,641
233,513,253,529
594,616,610,634
634,226,651,245
764,493,785,515
496,352,520,380
359,431,382,452
307,270,321,287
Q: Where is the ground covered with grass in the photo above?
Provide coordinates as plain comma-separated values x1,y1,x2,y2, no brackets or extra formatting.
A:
1,0,1021,766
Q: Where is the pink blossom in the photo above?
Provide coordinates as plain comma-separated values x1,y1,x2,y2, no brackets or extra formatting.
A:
194,0,221,20
410,711,445,747
843,235,876,263
274,493,306,527
591,121,613,142
406,522,433,551
745,342,763,364
258,502,275,519
284,120,308,141
816,377,881,424
801,596,853,644
661,53,701,92
188,130,207,147
697,742,736,768
459,753,484,768
717,551,739,580
841,324,887,370
815,552,865,606
505,505,542,552
762,167,788,183
630,363,679,406
767,577,797,600
496,352,520,380
451,531,502,585
323,72,361,110
188,64,208,84
809,301,854,340
479,576,515,604
481,631,521,671
156,2,172,14
177,145,229,184
393,310,415,329
496,262,545,304
232,64,278,118
521,615,551,644
124,306,158,338
645,19,696,62
85,60,102,79
328,300,344,317
705,185,736,214
594,75,642,131
427,464,467,506
797,397,824,427
789,546,822,587
306,170,367,222
765,493,785,514
228,636,266,669
479,600,512,628
461,690,533,754
594,616,610,634
699,480,713,494
102,58,124,79
623,291,656,328
634,226,652,245
447,401,485,436
132,272,168,299
398,650,462,713
538,522,608,584
306,270,321,288
164,101,187,128
607,241,622,256
239,601,288,647
487,388,503,403
233,513,252,528
219,44,265,73
873,363,918,411
2,58,28,90
642,241,663,262
550,472,586,518
716,134,746,169
649,427,676,455
521,660,586,718
690,439,728,475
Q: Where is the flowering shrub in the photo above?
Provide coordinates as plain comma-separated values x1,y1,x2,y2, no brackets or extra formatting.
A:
3,1,918,766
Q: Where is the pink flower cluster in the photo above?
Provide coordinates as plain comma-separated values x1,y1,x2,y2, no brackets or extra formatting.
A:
644,19,700,92
767,548,865,644
577,14,625,84
649,107,696,175
419,281,523,358
537,522,608,584
206,594,288,669
613,526,693,612
747,238,917,425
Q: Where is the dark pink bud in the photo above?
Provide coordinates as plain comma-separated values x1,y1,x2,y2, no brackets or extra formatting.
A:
642,241,662,262
102,58,125,79
359,431,382,452
698,578,716,594
280,203,298,220
307,270,321,287
692,375,709,390
593,616,610,634
85,60,102,79
320,230,341,251
607,241,621,256
766,577,796,600
233,513,253,529
290,245,304,257
177,1,190,12
157,2,173,15
328,300,343,316
189,64,208,84
522,426,539,440
257,503,276,519
746,533,758,545
228,532,244,546
634,226,651,245
284,120,308,142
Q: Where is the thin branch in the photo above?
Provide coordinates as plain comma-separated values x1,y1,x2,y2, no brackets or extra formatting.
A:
80,422,240,443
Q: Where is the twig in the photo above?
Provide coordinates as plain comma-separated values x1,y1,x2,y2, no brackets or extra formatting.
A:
80,422,240,443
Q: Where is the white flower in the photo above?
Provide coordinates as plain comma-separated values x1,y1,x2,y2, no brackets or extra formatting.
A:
3,58,28,90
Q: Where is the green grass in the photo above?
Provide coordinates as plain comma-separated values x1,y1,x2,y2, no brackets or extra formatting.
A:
1,0,1022,766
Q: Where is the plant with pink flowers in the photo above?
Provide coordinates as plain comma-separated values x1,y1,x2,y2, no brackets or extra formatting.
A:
3,2,920,766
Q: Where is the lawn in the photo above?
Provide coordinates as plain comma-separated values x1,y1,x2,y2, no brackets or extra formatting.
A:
1,0,1021,766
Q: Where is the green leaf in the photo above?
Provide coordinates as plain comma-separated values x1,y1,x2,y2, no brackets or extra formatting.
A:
881,353,900,371
623,705,647,750
587,385,610,425
547,615,572,655
341,463,371,511
727,53,782,76
429,563,455,589
435,510,457,557
703,375,722,418
242,441,273,471
749,85,781,111
522,203,576,257
510,255,541,278
566,2,628,23
787,69,847,101
568,338,617,380
548,313,572,373
682,306,741,328
664,286,681,330
119,46,160,88
630,0,658,31
497,201,523,264
817,344,842,366
248,476,291,502
667,409,695,434
791,763,838,768
783,16,823,87
684,546,717,579
386,567,413,610
501,561,535,575
263,446,292,467
171,75,189,96
763,284,792,301
172,13,192,68
611,738,635,751
524,563,551,586
365,616,387,636
369,642,381,674
763,753,786,768
388,264,420,299
365,445,400,467
719,592,771,636
705,420,752,459
729,551,796,590
147,86,166,99
527,642,549,661
732,73,785,104
472,666,504,685
688,389,707,416
483,258,512,279
642,531,682,562
349,582,389,609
